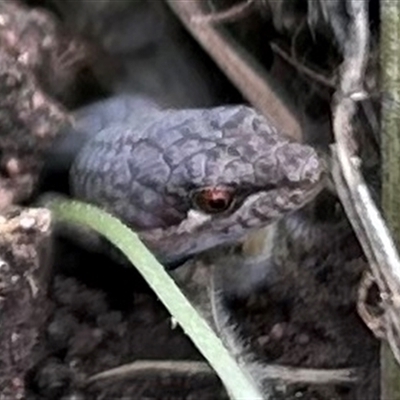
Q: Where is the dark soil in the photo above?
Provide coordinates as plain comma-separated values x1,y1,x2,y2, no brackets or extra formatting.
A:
22,227,379,399
26,239,229,400
223,200,380,399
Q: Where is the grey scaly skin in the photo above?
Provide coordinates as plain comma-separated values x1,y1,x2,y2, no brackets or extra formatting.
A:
45,94,325,267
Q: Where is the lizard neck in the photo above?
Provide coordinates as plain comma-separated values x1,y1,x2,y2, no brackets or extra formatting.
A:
39,121,92,194
39,95,161,194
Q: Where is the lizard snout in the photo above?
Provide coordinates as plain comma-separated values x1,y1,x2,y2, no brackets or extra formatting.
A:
278,143,325,187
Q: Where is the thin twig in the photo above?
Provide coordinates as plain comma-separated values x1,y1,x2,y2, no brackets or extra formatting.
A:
86,357,359,386
245,364,359,384
357,271,386,340
165,0,302,140
191,0,256,25
86,360,214,384
270,42,336,88
330,0,400,368
210,265,359,387
337,0,369,96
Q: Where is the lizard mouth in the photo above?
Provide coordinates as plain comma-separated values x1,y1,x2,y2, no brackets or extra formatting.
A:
164,255,194,271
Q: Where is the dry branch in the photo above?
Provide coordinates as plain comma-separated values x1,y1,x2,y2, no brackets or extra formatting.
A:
329,0,400,380
165,0,302,139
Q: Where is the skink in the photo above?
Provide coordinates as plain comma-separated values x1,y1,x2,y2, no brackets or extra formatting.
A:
44,95,325,266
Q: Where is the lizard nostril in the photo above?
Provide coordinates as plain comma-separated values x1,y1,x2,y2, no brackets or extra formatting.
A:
280,144,324,184
301,151,325,183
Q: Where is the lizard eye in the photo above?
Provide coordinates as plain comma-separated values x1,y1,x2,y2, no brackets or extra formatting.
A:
191,186,236,214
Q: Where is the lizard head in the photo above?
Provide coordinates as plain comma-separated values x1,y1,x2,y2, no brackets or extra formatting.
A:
71,104,326,267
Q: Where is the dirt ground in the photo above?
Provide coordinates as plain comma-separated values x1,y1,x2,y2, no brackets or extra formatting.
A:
22,229,379,399
25,239,228,399
0,1,381,399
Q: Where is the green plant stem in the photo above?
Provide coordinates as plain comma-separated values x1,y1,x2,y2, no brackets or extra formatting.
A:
380,1,400,399
49,198,264,400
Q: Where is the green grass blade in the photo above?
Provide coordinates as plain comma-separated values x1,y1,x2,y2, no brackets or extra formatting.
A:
49,198,265,400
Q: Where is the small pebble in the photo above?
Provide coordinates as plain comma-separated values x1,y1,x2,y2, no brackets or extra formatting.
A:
32,91,46,109
19,216,36,230
0,259,9,270
256,334,270,347
5,157,21,177
269,322,286,340
297,333,310,345
34,358,72,398
60,392,85,400
0,14,10,26
11,332,20,343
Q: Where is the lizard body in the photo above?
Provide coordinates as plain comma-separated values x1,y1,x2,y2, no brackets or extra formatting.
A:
45,94,325,266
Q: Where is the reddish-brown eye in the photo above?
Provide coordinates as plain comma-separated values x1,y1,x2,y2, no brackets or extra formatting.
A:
191,186,236,214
